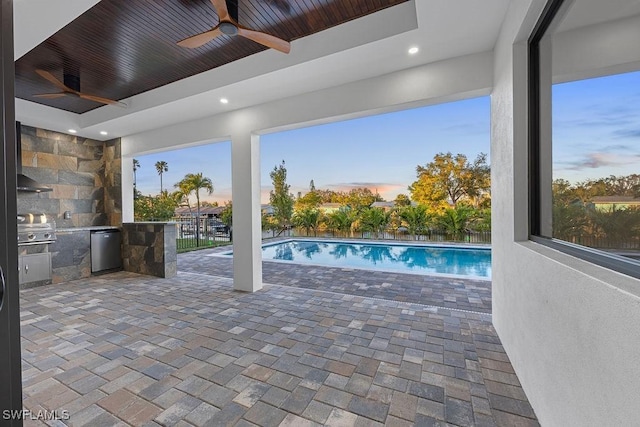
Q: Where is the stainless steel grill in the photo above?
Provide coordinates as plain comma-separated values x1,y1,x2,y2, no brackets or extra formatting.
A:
17,213,56,245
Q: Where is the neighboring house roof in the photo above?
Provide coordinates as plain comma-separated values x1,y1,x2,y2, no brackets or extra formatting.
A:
591,196,640,204
175,206,225,216
261,205,275,214
318,203,342,210
371,201,395,208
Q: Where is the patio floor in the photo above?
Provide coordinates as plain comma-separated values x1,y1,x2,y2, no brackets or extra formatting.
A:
179,245,492,314
19,249,538,426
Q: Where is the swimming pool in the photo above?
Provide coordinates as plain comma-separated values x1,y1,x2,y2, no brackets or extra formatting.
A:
219,239,491,279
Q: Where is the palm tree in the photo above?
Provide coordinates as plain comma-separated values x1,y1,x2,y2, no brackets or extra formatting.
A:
174,179,193,217
178,173,214,244
588,206,640,245
155,161,169,193
437,205,473,239
325,209,354,237
181,173,214,216
358,207,389,238
293,207,321,236
133,158,140,195
399,205,430,240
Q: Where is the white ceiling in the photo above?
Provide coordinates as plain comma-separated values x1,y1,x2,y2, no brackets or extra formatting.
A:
557,0,640,32
14,0,512,140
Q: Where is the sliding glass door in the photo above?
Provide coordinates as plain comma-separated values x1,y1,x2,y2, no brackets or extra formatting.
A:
0,0,24,423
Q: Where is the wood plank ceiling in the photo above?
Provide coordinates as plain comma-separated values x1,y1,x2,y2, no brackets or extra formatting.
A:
15,0,407,114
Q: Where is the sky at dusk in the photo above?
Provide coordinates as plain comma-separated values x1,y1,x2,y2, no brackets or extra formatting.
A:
553,70,640,183
134,69,640,206
135,96,490,205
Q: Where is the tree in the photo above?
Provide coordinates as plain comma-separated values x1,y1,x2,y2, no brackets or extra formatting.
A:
155,161,169,193
176,173,214,244
399,204,430,239
436,205,474,237
325,209,354,235
394,193,411,207
472,207,492,232
220,201,233,228
553,202,588,240
174,178,193,216
357,207,389,238
589,206,640,243
409,152,490,210
342,188,382,212
551,179,589,239
296,179,322,209
269,160,294,233
134,192,180,221
177,173,214,216
293,207,322,236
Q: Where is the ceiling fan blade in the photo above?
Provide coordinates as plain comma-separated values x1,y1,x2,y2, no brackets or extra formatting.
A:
33,92,67,99
177,26,222,48
35,69,70,92
78,92,124,107
211,0,230,22
237,26,290,54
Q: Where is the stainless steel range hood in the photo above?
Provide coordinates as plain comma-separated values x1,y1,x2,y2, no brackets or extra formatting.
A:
17,173,52,193
16,122,52,193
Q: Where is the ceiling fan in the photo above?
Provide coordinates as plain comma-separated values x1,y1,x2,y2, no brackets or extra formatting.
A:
33,69,126,107
178,0,291,54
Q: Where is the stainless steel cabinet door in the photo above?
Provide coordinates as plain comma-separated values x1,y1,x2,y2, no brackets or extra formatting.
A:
19,253,52,284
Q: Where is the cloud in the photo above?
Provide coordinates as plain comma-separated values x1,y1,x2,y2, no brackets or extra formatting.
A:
560,152,639,171
613,129,640,139
555,117,635,129
602,143,633,151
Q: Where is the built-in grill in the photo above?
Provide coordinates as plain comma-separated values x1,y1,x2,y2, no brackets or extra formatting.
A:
17,213,56,245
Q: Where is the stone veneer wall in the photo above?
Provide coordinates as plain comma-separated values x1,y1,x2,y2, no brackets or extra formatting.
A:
17,125,122,227
50,230,92,284
122,222,176,278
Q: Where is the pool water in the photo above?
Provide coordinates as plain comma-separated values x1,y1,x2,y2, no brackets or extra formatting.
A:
228,240,491,279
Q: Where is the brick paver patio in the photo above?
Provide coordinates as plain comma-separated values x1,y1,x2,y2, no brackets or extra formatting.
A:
179,243,492,314
19,253,538,426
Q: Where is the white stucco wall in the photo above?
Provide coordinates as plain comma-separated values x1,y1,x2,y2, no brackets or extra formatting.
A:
553,14,640,83
491,0,640,425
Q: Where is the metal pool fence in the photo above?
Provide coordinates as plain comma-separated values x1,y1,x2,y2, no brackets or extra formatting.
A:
173,217,231,251
264,228,492,244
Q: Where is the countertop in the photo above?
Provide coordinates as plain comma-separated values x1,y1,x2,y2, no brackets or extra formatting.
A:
56,226,120,233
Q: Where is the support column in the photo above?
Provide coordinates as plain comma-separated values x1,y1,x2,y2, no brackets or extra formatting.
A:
121,156,134,223
231,133,262,292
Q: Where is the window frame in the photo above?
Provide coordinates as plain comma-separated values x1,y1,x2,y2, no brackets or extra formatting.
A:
528,0,640,280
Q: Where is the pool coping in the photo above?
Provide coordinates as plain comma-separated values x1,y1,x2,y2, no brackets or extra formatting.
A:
208,237,492,282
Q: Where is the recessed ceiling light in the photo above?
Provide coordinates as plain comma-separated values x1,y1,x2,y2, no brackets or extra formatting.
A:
100,131,108,136
408,47,419,55
68,129,77,134
220,98,229,104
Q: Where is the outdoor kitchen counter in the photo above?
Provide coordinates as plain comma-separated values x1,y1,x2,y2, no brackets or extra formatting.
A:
122,222,177,278
57,226,120,232
50,226,120,283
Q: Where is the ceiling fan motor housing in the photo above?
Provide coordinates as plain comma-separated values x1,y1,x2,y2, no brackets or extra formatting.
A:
220,21,238,36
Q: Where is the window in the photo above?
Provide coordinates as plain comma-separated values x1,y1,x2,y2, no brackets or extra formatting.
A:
530,0,640,279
